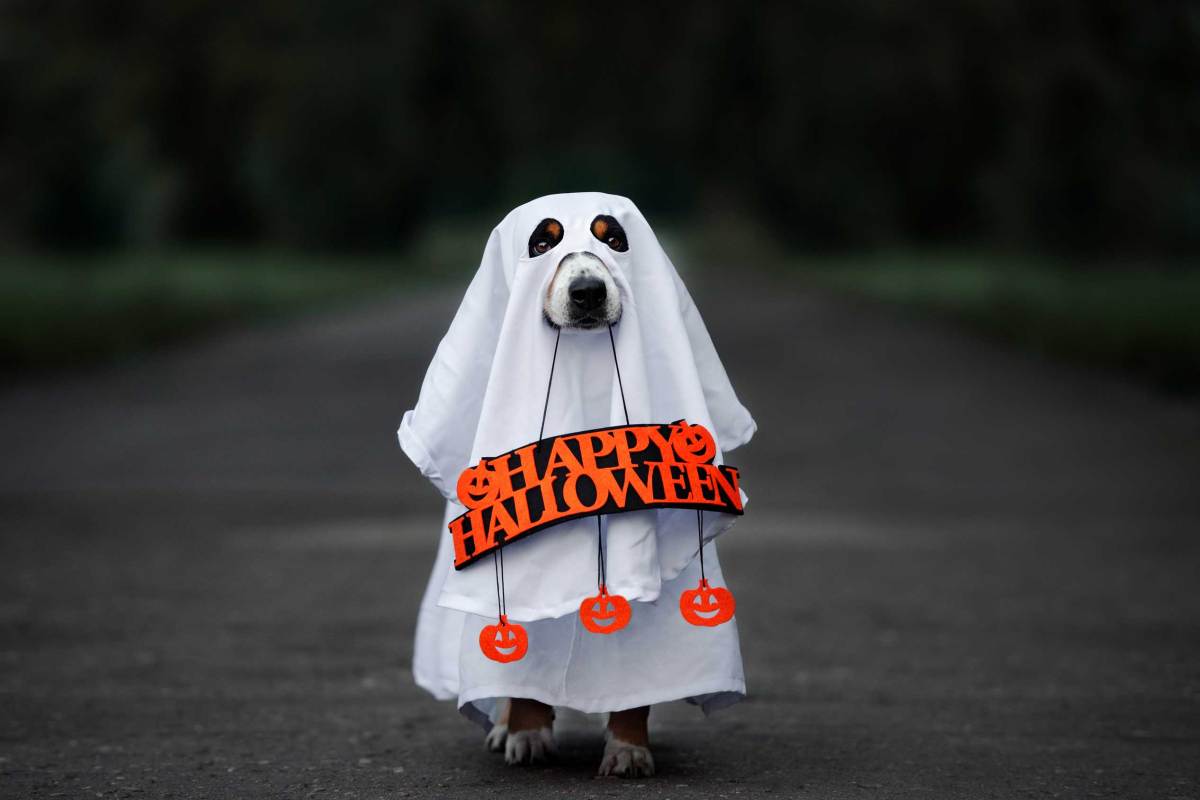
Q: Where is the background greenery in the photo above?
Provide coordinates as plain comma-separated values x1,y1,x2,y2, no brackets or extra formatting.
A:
1,2,1197,388
800,255,1200,393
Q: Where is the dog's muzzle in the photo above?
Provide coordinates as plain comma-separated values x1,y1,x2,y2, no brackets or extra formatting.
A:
544,251,622,329
569,276,607,315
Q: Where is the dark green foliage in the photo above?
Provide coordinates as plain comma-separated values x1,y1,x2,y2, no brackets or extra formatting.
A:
1,1,1196,254
0,251,403,369
802,253,1200,392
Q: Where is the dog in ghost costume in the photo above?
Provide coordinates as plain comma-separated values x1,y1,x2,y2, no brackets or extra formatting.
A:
397,192,756,777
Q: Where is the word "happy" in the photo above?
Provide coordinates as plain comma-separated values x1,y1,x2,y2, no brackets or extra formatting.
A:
450,421,742,569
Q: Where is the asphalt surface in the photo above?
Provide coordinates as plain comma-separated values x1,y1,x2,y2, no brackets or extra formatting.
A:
2,267,1199,799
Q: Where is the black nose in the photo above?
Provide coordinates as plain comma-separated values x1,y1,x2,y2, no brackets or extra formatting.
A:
569,276,606,313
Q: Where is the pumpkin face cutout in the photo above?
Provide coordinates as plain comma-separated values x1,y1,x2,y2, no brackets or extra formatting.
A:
479,616,528,662
679,579,736,627
669,422,716,464
579,585,631,634
457,459,501,509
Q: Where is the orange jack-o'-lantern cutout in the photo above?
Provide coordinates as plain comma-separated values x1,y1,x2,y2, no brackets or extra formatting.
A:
670,422,716,464
579,585,632,634
479,615,528,662
457,459,501,509
679,579,735,627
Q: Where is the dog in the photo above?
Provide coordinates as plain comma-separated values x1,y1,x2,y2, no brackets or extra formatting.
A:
401,194,753,781
538,215,625,330
482,212,654,778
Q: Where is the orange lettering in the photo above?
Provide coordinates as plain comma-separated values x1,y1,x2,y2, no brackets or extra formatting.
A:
562,472,605,514
687,462,716,501
450,508,491,565
710,466,742,510
576,429,617,471
658,463,690,503
448,421,743,569
546,437,583,474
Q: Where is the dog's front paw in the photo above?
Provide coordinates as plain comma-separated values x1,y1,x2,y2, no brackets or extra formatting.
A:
598,734,655,778
504,726,556,765
484,723,508,752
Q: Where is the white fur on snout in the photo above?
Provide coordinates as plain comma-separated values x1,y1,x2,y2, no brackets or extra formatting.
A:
597,731,655,778
504,726,556,765
544,252,622,329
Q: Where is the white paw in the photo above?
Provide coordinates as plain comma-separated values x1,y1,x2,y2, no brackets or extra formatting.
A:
598,733,655,778
504,726,556,765
484,723,508,752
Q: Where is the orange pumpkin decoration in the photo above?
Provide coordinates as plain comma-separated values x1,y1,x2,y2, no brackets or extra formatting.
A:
669,422,716,464
579,585,631,634
479,615,528,662
679,578,735,627
457,459,501,509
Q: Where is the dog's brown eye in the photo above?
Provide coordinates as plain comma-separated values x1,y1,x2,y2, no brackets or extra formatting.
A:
591,215,628,252
528,218,564,257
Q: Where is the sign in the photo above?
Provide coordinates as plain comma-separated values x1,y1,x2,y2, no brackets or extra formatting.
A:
450,420,742,569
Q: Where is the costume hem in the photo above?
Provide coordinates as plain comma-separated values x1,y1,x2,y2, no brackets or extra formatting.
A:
413,668,458,702
455,677,746,730
397,415,454,501
722,417,757,453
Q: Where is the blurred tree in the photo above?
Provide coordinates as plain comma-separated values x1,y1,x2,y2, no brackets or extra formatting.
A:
0,0,1196,255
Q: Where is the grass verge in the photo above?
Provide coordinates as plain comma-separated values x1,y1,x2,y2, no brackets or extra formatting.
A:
0,250,411,371
0,223,491,372
798,253,1200,394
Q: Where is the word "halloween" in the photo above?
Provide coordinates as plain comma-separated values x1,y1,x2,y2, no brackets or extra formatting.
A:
450,421,742,569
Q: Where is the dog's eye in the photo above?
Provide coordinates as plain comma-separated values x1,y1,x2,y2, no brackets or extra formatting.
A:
591,215,629,252
528,218,564,257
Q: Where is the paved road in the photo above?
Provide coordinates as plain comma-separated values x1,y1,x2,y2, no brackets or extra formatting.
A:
2,267,1199,799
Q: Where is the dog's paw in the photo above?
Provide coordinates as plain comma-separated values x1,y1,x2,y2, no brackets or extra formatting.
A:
504,726,556,765
598,734,655,778
484,723,508,752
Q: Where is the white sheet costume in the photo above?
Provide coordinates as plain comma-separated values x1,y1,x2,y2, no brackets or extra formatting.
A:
397,192,756,728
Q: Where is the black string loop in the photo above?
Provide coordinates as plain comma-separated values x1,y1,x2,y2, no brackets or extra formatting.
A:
607,324,630,425
537,328,562,443
495,327,563,622
497,324,629,618
596,516,607,589
696,509,706,583
492,551,504,620
499,547,507,615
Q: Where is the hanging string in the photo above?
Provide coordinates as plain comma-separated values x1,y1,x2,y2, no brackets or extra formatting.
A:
493,328,564,622
696,509,706,582
538,328,562,443
499,546,507,614
607,324,630,425
595,324,627,596
497,325,627,620
595,516,607,588
492,551,506,619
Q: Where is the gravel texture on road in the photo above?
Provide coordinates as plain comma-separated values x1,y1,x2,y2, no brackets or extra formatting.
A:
3,268,1198,798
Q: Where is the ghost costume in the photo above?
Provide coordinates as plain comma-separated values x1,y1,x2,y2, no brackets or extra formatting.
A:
398,192,756,728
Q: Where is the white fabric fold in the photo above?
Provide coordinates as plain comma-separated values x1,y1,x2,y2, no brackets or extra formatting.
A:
398,192,756,622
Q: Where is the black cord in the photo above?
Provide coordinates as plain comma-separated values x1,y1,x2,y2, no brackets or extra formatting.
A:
498,546,507,616
696,509,706,582
607,324,630,425
494,328,562,623
538,328,562,443
596,516,607,588
493,551,503,620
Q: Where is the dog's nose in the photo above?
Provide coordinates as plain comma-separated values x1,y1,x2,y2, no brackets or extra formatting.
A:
569,276,607,313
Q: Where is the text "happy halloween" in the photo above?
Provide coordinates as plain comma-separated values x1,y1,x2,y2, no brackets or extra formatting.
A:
450,421,742,569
